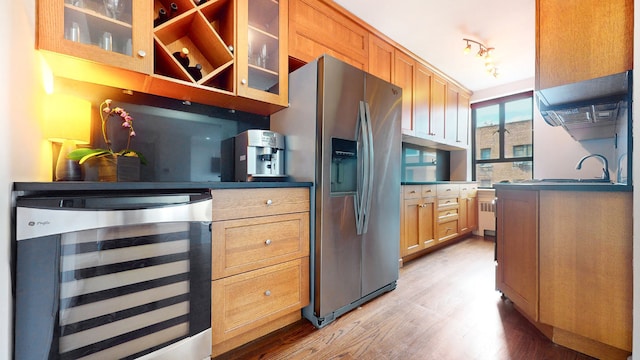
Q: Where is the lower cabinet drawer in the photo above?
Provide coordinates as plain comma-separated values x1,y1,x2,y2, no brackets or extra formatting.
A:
211,257,310,345
438,220,459,241
212,213,310,279
438,208,458,221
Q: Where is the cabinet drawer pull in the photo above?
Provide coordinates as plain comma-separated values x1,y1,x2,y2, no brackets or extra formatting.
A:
265,239,272,246
137,50,146,57
266,199,273,206
264,290,271,296
410,190,416,194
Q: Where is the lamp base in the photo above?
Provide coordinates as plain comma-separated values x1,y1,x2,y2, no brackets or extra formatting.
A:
55,139,82,181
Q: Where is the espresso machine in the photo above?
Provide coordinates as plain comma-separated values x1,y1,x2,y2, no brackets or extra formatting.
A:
232,130,286,181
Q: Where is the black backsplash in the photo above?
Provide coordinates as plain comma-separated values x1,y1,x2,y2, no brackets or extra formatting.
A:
91,101,268,182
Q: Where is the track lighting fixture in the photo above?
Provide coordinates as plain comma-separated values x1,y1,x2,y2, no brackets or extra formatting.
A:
463,38,499,78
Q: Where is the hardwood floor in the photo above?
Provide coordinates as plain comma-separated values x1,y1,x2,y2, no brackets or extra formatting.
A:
213,236,595,360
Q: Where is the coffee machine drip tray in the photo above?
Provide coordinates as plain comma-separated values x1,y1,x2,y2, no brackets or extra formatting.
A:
247,174,289,182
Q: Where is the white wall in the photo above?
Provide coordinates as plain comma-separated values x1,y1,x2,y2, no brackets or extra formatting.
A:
3,1,50,359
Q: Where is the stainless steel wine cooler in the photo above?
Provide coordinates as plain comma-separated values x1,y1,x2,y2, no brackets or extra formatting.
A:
13,191,213,359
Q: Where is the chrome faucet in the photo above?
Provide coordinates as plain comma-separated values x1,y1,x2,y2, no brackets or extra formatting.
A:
575,154,610,181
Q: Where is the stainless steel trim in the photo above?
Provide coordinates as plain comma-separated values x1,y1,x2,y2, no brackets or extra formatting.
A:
355,101,369,235
362,101,374,234
16,199,212,241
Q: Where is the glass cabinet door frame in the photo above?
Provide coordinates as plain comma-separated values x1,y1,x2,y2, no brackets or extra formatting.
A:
38,0,153,74
236,0,288,106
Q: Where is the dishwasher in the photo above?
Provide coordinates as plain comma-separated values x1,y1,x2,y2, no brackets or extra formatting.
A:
13,191,212,360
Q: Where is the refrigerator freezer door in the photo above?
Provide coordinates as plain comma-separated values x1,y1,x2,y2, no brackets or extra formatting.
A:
316,56,366,318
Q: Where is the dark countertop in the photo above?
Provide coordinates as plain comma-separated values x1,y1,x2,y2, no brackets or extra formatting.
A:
13,181,313,195
492,181,632,192
401,181,476,185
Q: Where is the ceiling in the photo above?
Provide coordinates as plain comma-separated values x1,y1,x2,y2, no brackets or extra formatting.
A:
332,0,536,94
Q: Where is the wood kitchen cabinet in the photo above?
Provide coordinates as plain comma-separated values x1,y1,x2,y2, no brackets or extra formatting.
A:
495,186,632,359
38,0,153,74
430,74,447,141
539,191,632,356
413,63,434,139
235,0,288,106
210,187,310,357
152,0,288,107
436,184,459,243
394,50,416,136
401,182,477,264
288,0,368,70
400,185,437,258
458,183,477,234
368,35,394,83
495,189,539,321
38,0,289,115
536,0,633,89
456,91,470,146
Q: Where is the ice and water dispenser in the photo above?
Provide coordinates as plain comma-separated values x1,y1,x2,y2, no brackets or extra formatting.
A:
222,130,286,182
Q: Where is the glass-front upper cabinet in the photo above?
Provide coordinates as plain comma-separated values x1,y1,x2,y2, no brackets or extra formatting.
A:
38,0,153,74
236,0,288,106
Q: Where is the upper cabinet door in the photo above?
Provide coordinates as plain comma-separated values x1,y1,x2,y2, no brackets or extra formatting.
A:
236,0,288,106
38,0,153,74
536,0,633,89
393,50,415,136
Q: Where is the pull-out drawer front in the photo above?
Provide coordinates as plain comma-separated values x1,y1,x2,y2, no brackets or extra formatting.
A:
212,257,310,344
438,208,459,222
438,220,459,241
421,185,437,198
437,197,459,209
212,188,310,221
212,213,310,279
403,185,422,200
437,184,460,198
460,183,478,198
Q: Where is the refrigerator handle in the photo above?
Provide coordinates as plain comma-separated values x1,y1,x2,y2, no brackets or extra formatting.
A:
354,101,370,235
362,101,375,234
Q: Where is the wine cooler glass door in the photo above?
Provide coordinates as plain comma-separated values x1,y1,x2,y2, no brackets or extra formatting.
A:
63,0,134,56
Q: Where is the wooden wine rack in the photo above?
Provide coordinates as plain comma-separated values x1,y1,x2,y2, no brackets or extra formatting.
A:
153,0,235,91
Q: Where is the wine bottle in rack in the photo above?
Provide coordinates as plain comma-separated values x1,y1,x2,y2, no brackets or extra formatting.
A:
194,0,208,4
169,3,178,18
173,47,190,70
187,64,203,81
154,8,168,27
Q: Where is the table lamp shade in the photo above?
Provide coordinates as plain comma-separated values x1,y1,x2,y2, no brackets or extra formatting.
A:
43,94,92,181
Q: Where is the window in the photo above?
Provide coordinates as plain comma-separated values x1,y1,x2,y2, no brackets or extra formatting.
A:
472,91,533,187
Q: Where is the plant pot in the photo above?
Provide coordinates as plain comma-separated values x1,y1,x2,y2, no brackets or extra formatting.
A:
83,155,141,182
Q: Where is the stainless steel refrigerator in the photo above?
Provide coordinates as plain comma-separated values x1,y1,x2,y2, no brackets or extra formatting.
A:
271,55,402,328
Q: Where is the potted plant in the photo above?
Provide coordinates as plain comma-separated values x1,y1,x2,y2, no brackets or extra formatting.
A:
68,99,146,181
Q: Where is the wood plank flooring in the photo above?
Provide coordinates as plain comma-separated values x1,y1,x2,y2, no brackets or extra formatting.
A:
213,236,595,360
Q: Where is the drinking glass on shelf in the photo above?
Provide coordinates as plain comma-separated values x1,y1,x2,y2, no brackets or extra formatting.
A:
103,0,125,20
259,44,268,69
248,40,254,66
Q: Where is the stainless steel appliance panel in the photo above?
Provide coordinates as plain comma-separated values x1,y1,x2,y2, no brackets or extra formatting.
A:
14,193,212,360
361,72,401,296
271,55,401,328
316,56,366,317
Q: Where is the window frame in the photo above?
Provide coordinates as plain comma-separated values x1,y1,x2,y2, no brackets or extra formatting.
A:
471,91,534,186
